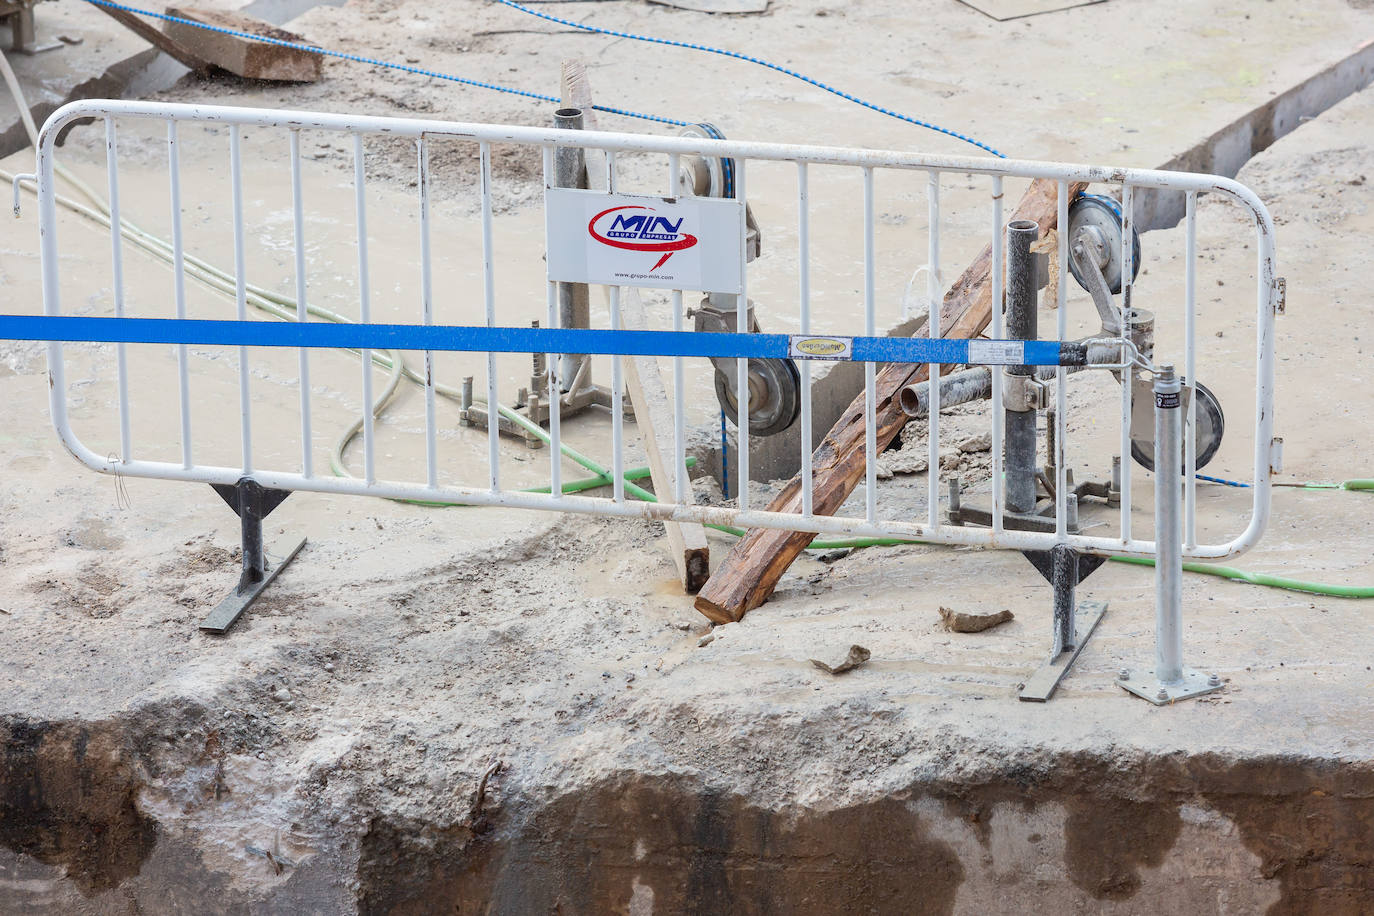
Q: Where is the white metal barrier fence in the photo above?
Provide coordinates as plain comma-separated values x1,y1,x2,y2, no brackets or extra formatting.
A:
20,100,1278,568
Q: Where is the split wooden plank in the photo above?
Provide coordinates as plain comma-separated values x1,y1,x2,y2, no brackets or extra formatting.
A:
694,178,1085,624
560,60,710,592
620,289,711,592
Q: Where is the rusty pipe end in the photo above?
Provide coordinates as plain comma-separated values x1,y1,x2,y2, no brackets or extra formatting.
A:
898,384,926,418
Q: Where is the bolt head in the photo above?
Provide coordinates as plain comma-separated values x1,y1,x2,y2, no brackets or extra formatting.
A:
1208,674,1221,686
1156,688,1169,701
1118,669,1130,681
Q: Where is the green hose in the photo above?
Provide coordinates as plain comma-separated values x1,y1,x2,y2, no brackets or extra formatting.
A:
1109,555,1374,599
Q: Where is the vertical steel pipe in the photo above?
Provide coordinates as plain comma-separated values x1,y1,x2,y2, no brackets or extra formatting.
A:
553,108,590,385
1153,365,1184,683
1004,219,1039,514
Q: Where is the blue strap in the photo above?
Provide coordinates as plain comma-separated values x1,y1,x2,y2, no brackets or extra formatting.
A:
0,316,1070,365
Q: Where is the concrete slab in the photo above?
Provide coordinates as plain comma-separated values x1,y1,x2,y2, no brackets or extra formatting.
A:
2,0,1374,912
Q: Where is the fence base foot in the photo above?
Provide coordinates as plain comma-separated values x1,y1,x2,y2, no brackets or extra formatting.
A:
200,536,306,634
200,478,303,635
1019,600,1108,702
1117,668,1221,705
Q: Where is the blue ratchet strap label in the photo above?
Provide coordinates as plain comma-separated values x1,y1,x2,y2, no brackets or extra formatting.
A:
788,335,853,360
967,339,1026,365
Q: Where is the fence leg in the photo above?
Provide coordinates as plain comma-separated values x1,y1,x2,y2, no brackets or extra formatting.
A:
200,477,306,635
1118,366,1222,704
1018,543,1108,702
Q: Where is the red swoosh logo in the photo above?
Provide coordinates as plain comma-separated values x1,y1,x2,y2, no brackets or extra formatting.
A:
588,206,698,272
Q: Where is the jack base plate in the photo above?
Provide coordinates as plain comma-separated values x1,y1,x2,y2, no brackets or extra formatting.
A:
1117,668,1222,705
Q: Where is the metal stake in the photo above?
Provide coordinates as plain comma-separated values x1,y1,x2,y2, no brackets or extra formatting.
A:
1118,366,1222,704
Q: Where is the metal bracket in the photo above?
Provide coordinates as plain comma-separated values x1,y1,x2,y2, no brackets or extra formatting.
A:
200,478,305,634
1002,374,1048,412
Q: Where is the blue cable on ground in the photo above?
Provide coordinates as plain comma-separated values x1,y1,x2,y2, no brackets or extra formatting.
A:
491,0,1006,158
78,0,690,127
1195,473,1251,488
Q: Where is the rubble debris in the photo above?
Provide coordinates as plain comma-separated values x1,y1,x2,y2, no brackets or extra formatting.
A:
810,644,871,675
957,433,992,453
817,548,852,564
939,606,1014,633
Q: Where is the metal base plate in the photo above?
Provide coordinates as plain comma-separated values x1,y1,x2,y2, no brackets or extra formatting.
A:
1019,600,1108,702
1117,667,1222,705
200,537,307,635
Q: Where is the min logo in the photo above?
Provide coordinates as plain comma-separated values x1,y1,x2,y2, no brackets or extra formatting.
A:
588,205,698,273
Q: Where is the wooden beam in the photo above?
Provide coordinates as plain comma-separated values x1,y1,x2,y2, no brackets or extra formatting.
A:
560,61,710,592
620,289,711,592
89,4,212,73
694,178,1084,624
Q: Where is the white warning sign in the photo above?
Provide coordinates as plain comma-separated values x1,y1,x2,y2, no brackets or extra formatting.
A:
545,188,745,294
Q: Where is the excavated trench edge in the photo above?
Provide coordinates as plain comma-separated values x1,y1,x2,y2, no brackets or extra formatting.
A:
3,711,1373,914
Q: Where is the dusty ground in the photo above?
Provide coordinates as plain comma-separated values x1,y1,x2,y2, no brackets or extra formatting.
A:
3,0,1374,913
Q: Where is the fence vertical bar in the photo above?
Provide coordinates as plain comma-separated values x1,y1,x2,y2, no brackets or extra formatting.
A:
104,117,132,463
289,129,313,478
1055,180,1069,540
605,150,625,502
863,167,877,523
545,144,562,499
1184,190,1198,549
927,170,941,530
167,120,193,469
480,140,499,492
798,161,813,518
669,152,686,503
990,176,1005,534
352,133,376,485
1119,184,1134,543
418,135,438,489
229,126,253,474
736,158,750,510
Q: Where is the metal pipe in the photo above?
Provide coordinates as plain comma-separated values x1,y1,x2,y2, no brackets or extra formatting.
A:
1154,365,1184,683
899,366,991,418
554,108,590,386
1005,218,1039,514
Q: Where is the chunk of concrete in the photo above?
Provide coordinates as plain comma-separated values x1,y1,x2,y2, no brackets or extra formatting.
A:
810,645,871,675
163,7,321,82
940,606,1014,633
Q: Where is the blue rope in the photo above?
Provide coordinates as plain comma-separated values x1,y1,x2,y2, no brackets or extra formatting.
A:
1195,473,1251,488
78,0,690,127
78,0,1002,151
492,0,1006,158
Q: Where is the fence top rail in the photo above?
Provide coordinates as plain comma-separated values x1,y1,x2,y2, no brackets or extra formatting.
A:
39,99,1274,217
